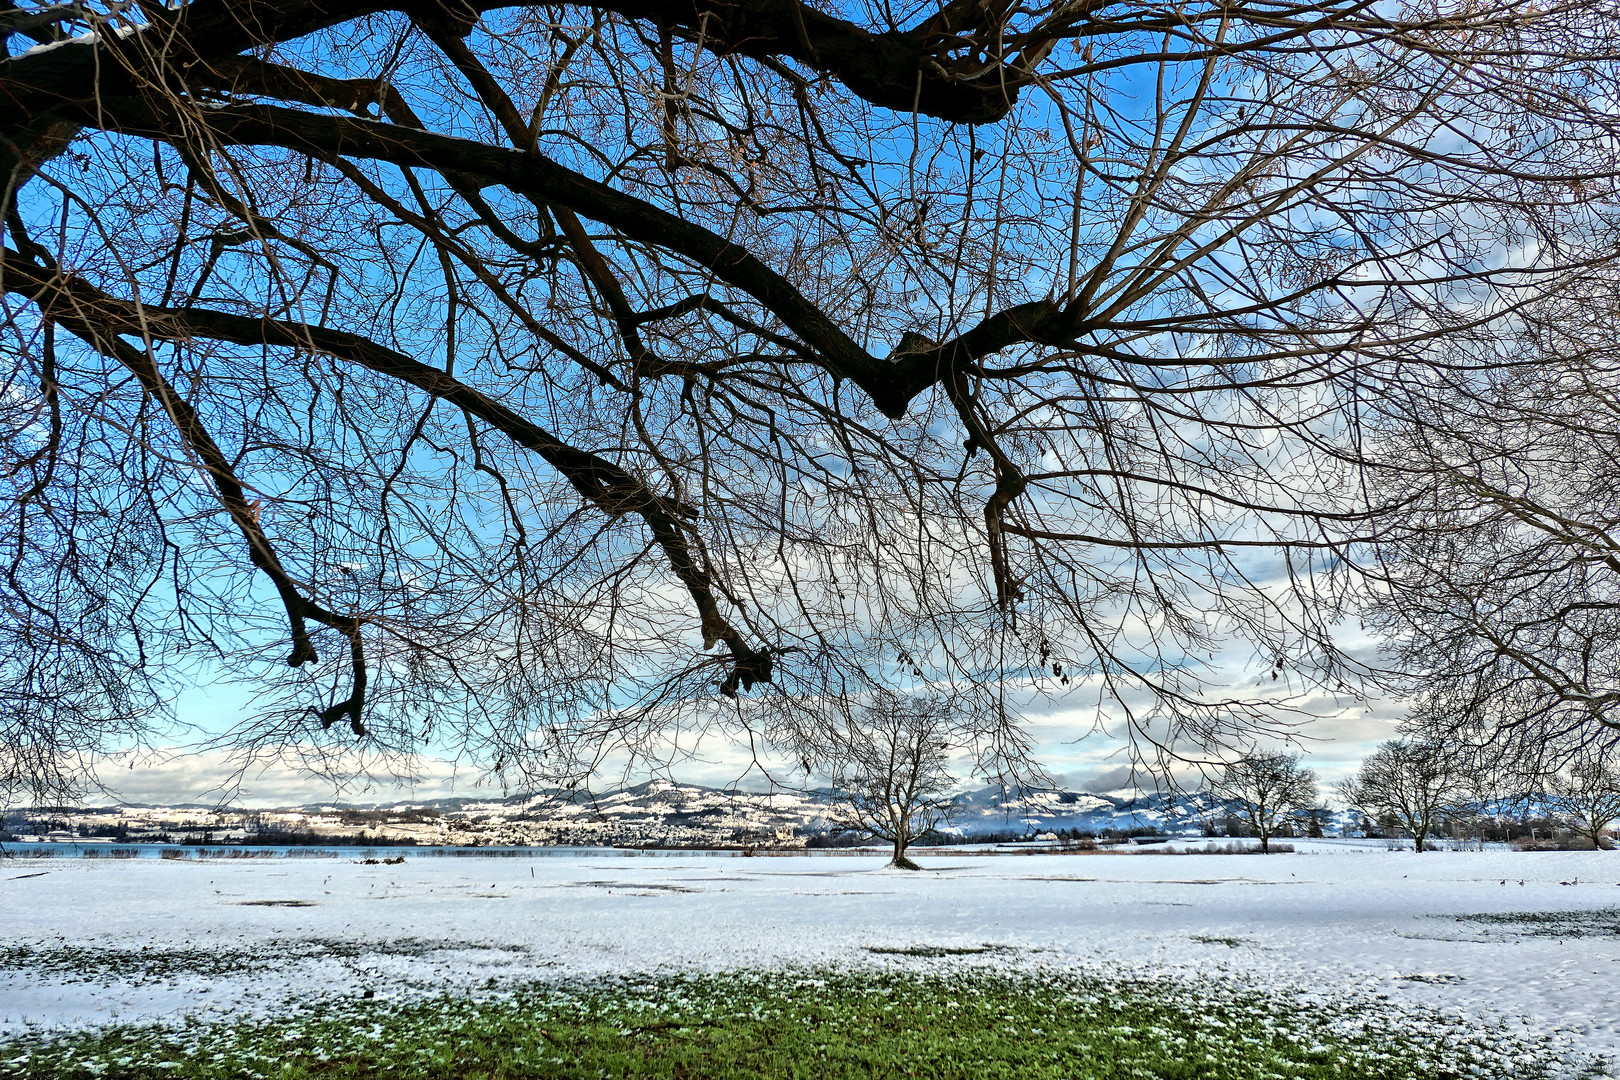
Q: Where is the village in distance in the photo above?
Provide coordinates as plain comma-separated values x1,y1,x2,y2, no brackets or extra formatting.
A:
5,780,1597,852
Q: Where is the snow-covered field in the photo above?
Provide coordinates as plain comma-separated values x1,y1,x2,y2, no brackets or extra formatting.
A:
2,845,1617,1066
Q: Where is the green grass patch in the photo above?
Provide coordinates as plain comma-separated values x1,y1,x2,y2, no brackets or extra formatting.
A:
0,939,528,985
0,968,1588,1079
864,943,1007,957
1447,908,1620,937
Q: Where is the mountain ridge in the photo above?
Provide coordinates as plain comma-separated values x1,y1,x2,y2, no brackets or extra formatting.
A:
12,781,1257,841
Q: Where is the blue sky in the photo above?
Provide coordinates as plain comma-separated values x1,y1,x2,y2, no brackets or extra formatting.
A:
97,623,1406,807
3,5,1441,811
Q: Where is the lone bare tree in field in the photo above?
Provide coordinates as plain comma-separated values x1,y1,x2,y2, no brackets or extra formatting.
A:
1338,739,1467,853
6,0,1620,796
1549,753,1620,850
826,695,956,869
1211,753,1316,853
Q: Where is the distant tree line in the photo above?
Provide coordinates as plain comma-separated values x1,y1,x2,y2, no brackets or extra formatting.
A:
1206,742,1620,852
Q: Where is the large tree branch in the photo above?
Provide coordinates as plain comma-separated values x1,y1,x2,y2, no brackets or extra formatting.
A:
592,0,1035,124
3,254,376,732
26,92,920,407
21,89,1085,417
0,0,1059,133
1,250,776,696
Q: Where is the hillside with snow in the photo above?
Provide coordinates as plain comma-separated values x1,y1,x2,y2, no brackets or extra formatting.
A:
8,781,1252,848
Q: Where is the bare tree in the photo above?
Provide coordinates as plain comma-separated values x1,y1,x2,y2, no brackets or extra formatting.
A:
5,0,1620,796
1549,753,1620,850
826,695,956,870
1363,273,1620,768
1447,751,1514,849
1210,752,1317,853
1338,739,1467,853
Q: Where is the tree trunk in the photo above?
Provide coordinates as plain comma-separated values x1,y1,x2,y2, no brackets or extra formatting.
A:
889,835,922,870
1414,831,1426,853
1259,831,1270,853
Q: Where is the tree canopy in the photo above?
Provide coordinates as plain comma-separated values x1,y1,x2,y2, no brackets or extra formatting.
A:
825,694,957,868
1367,304,1620,770
1210,751,1317,852
5,0,1620,797
1337,739,1467,853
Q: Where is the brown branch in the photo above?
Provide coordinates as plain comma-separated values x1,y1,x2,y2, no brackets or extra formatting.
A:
1,251,775,697
26,92,1081,418
1,0,1046,131
7,257,375,734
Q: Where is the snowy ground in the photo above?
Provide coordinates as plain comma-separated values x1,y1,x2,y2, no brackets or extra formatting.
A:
2,845,1617,1067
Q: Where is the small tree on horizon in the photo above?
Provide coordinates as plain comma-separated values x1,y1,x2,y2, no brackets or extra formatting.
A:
827,696,957,871
1210,753,1318,854
1337,739,1469,853
1302,806,1331,839
1549,752,1620,850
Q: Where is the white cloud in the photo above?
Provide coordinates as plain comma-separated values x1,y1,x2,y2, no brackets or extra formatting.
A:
84,613,1409,808
94,748,475,808
87,687,1404,809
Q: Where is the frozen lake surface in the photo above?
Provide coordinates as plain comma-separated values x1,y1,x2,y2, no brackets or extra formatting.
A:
2,844,1617,1064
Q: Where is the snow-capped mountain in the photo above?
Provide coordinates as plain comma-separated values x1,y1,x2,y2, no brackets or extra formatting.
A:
950,785,1209,834
10,780,1275,847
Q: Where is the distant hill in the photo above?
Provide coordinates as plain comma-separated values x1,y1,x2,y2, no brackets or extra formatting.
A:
12,779,1565,848
950,785,1213,835
18,780,1326,839
285,780,1205,833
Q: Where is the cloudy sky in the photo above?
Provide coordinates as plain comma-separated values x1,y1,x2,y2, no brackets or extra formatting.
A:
89,634,1408,809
